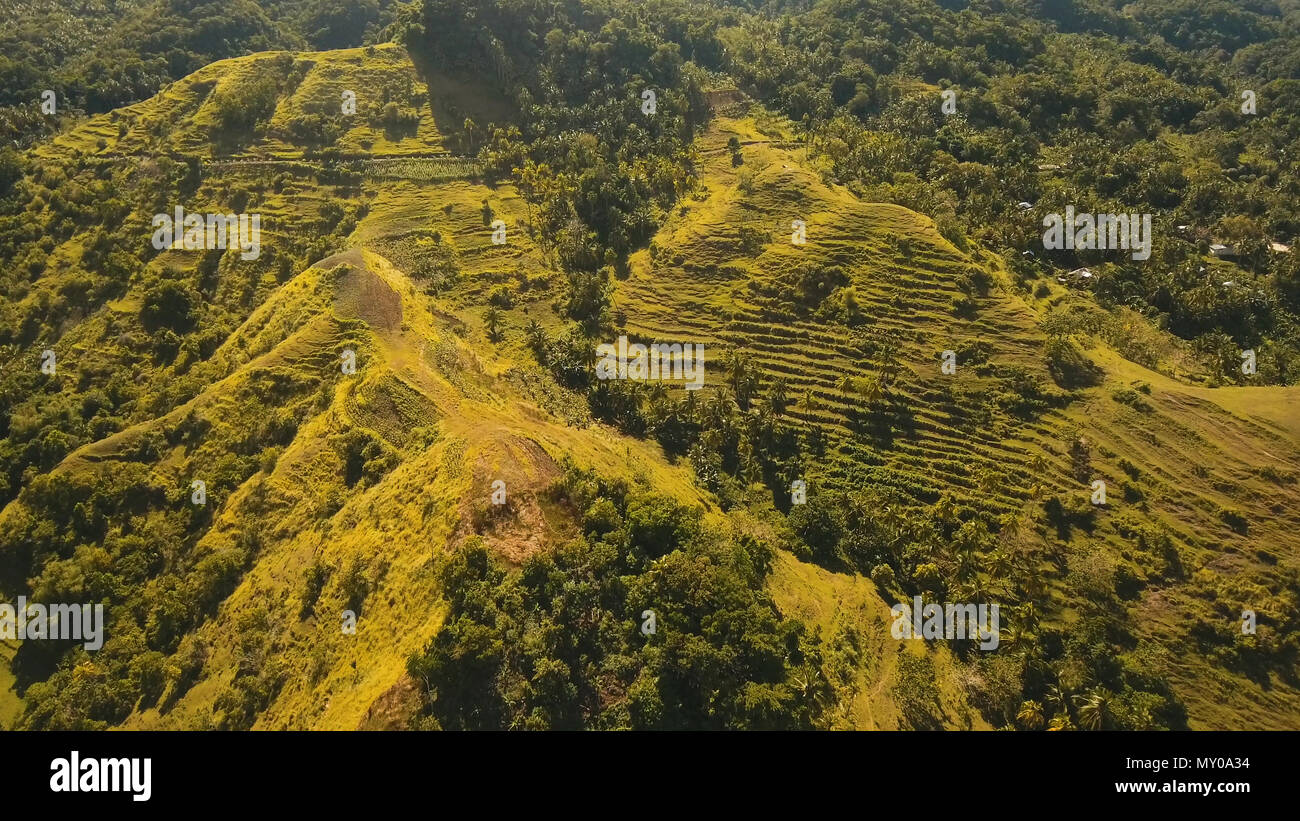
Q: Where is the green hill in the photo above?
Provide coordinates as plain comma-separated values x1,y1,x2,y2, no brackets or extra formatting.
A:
619,111,1300,729
1,38,1298,731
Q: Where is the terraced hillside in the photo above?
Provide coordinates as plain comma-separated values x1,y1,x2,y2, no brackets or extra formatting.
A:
616,108,1300,729
618,114,1050,515
0,44,950,729
1,43,1297,731
34,42,506,162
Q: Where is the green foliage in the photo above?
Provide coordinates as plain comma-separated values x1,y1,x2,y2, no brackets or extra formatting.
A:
210,74,280,139
401,0,709,273
1046,338,1104,389
408,466,828,729
737,225,767,256
1111,386,1152,412
335,428,397,488
0,0,398,128
720,0,1300,384
893,652,943,730
140,279,199,334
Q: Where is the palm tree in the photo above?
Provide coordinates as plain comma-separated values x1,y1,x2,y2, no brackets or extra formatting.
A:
966,573,991,603
978,468,1000,495
1020,571,1047,600
706,388,734,428
998,623,1026,650
722,349,761,409
1016,700,1045,731
514,159,556,237
769,377,790,416
683,388,699,419
986,549,1014,578
997,512,1023,543
857,373,883,407
932,494,959,529
954,548,979,583
1044,684,1070,718
700,427,724,454
524,319,545,356
463,117,478,153
879,503,905,539
1047,714,1076,731
1015,601,1041,637
876,331,902,386
484,305,503,341
1076,687,1114,731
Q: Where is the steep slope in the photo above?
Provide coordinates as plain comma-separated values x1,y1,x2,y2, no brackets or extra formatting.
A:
115,248,707,729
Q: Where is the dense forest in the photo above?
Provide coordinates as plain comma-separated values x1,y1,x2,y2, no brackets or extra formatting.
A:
393,0,1300,384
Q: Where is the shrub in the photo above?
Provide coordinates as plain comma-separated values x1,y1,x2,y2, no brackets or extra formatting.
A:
487,284,515,308
912,562,942,592
1046,339,1103,389
737,225,766,256
1111,387,1151,411
1219,507,1248,535
870,563,895,589
140,279,198,333
952,295,978,317
301,560,330,617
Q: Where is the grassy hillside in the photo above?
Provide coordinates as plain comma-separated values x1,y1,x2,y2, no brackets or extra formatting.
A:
614,107,1300,729
1,42,1297,730
34,43,509,163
